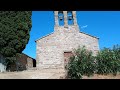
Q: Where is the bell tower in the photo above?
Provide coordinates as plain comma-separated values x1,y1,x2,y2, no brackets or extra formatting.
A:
54,11,80,32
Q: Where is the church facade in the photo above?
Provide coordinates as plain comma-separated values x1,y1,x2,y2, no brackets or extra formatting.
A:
36,11,99,69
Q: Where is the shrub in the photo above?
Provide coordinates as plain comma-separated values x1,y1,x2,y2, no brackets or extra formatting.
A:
113,44,120,60
96,45,120,75
67,46,96,79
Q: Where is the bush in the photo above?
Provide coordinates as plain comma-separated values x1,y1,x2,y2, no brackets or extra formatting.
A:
67,46,96,79
113,44,120,60
66,45,120,79
96,45,120,75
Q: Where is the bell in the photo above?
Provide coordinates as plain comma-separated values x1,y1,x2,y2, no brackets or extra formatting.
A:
68,15,73,20
59,16,63,20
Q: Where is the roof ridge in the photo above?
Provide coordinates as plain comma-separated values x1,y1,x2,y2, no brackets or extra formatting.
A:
79,31,99,39
35,32,54,42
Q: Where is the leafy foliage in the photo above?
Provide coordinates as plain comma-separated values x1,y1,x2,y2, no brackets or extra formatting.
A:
0,11,32,66
67,46,96,79
96,45,120,75
67,45,120,79
113,44,120,60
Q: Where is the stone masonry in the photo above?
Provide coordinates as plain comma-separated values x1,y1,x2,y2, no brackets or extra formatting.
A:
36,11,99,69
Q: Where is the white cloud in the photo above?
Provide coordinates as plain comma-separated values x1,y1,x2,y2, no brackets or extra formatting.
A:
81,25,88,29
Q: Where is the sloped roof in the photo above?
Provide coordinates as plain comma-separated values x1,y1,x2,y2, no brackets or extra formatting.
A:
79,31,99,39
35,32,54,42
22,53,36,60
35,31,99,43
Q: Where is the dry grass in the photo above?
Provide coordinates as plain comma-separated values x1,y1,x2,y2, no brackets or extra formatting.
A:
82,74,120,79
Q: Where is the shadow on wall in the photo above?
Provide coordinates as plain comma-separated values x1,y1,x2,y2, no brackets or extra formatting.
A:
33,59,36,67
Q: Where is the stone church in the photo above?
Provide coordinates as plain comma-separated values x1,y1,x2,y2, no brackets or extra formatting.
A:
35,11,99,69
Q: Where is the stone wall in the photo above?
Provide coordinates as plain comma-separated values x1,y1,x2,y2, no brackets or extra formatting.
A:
0,54,6,72
36,25,99,69
27,57,36,69
6,53,36,71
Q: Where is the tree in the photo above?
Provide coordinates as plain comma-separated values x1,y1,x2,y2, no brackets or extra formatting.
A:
0,11,32,71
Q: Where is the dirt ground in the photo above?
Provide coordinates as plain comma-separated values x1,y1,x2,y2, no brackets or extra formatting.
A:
0,69,120,79
0,69,65,79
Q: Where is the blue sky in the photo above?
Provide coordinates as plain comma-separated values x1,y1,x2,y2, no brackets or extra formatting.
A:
22,11,120,59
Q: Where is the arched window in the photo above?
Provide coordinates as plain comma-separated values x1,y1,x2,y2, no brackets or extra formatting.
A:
67,11,74,25
58,11,64,26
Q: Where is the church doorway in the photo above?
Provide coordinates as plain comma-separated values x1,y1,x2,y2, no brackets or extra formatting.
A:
64,51,74,78
64,51,73,69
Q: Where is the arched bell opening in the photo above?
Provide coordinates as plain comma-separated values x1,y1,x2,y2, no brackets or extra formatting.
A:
67,11,74,25
58,11,64,26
